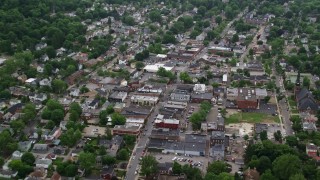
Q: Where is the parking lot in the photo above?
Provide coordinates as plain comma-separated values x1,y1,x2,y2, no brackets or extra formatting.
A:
149,152,212,173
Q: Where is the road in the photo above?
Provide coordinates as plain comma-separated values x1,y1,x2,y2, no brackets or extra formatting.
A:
273,65,294,136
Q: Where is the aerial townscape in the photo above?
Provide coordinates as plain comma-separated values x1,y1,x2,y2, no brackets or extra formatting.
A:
0,0,320,180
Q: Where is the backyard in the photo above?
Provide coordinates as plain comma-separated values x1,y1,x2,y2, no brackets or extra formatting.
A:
226,112,280,124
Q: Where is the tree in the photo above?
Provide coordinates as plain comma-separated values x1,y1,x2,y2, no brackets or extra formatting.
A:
102,155,116,165
69,110,79,122
117,148,129,160
207,161,229,175
123,135,136,146
215,16,222,24
70,102,82,115
179,72,192,83
65,164,78,177
260,131,268,141
289,174,305,180
261,169,277,180
99,110,108,125
10,120,25,133
172,161,182,174
135,61,145,70
257,156,272,174
244,134,249,141
149,10,162,23
140,155,158,178
286,136,298,147
272,154,302,180
52,79,67,94
51,109,64,124
21,152,35,166
106,105,114,115
0,130,18,157
162,32,176,44
78,152,95,171
274,130,282,142
111,113,126,126
303,76,310,88
119,44,128,54
8,160,33,178
264,96,271,103
232,34,239,43
80,86,89,94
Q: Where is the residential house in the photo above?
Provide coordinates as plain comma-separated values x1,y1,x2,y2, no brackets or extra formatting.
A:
66,70,84,85
44,127,62,143
32,144,48,153
69,88,80,97
244,167,260,180
0,169,17,179
28,168,47,180
306,143,320,163
18,141,33,152
100,166,116,180
39,78,51,87
35,158,52,169
157,162,173,175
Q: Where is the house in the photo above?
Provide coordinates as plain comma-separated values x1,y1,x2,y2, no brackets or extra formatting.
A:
193,84,206,94
107,135,124,157
18,141,33,152
32,144,48,153
44,127,62,143
158,162,173,175
28,168,47,180
25,78,38,85
306,143,320,163
244,167,260,180
7,103,24,115
100,166,116,180
69,88,80,97
66,70,84,85
37,64,44,73
0,169,17,179
51,172,61,180
29,93,47,102
39,78,51,87
88,98,99,109
12,150,23,160
35,158,52,169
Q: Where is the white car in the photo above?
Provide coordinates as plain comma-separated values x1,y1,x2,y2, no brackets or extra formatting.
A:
172,157,177,161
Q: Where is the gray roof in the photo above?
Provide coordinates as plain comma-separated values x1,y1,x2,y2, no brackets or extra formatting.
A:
191,92,213,100
211,131,225,140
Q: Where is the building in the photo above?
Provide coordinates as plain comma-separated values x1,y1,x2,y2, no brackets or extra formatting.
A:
237,88,258,109
108,91,127,102
210,144,225,161
143,63,174,73
296,88,319,114
130,93,160,106
155,116,179,129
211,131,225,145
150,128,180,141
208,46,233,56
170,89,191,102
191,93,213,103
148,134,207,156
66,70,84,85
112,124,142,136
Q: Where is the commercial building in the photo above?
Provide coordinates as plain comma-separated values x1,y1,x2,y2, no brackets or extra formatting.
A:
112,124,142,136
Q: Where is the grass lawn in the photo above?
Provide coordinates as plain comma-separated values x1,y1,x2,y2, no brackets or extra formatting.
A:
115,170,126,178
291,109,299,114
226,112,280,124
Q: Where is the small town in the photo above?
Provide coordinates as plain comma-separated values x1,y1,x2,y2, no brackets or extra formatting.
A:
0,0,319,180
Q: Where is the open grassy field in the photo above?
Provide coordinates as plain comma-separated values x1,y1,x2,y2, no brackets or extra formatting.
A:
226,112,280,124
